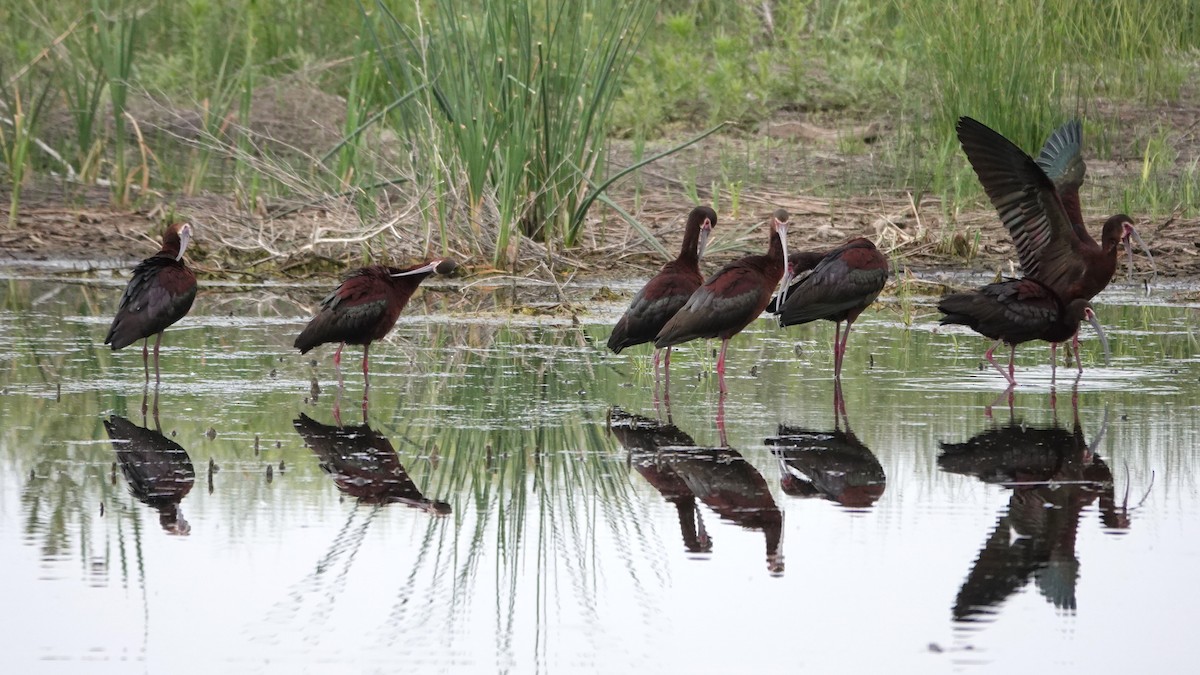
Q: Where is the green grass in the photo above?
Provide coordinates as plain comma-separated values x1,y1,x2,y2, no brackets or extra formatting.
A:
0,0,1197,265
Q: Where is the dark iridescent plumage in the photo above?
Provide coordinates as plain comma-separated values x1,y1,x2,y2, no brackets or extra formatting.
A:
608,407,710,553
105,414,195,535
655,209,789,393
938,277,1107,385
939,412,1127,623
608,206,715,380
294,259,456,383
956,117,1150,304
774,238,889,378
767,423,886,509
105,222,197,377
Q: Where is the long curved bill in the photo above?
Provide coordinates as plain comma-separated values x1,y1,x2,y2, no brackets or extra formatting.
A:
1124,226,1157,288
176,223,193,262
775,221,790,308
391,259,455,277
697,219,712,261
1084,306,1111,367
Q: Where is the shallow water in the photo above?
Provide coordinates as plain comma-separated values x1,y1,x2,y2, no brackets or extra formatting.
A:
1,274,1198,674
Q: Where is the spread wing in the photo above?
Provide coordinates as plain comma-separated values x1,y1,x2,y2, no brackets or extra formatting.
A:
1035,119,1086,226
957,117,1084,295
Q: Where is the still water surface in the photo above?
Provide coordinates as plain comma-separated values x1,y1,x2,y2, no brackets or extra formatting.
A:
1,274,1198,673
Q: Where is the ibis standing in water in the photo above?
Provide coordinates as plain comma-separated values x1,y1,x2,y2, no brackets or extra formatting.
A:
294,259,456,386
655,209,788,394
773,238,889,379
937,276,1110,386
105,222,197,380
956,116,1153,369
608,206,715,385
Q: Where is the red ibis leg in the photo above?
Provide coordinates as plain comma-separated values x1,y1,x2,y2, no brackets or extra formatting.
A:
652,348,662,381
1072,331,1083,372
1050,342,1058,381
836,319,855,379
362,343,371,389
985,384,1016,419
153,332,163,385
717,339,730,394
984,340,1016,386
142,339,150,381
833,322,843,378
717,390,728,447
833,378,848,425
1008,345,1017,384
663,347,672,390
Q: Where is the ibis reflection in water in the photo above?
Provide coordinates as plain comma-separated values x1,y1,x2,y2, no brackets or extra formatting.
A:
608,407,783,575
765,382,886,509
105,413,196,535
293,413,450,515
939,403,1136,626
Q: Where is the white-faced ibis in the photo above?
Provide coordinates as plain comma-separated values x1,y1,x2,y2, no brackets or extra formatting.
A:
938,277,1109,385
105,414,195,535
654,209,789,393
294,259,456,386
956,116,1154,305
104,222,197,379
774,238,889,378
608,206,716,383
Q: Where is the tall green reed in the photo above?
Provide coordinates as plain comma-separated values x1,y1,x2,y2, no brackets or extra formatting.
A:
364,0,656,267
92,0,138,205
891,0,1200,207
0,74,52,228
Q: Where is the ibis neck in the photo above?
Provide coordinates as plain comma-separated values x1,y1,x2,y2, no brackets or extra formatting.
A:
679,220,703,265
158,236,182,260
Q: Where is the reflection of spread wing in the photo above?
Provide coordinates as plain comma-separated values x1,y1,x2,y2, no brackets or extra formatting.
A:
957,117,1084,295
953,507,1042,623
